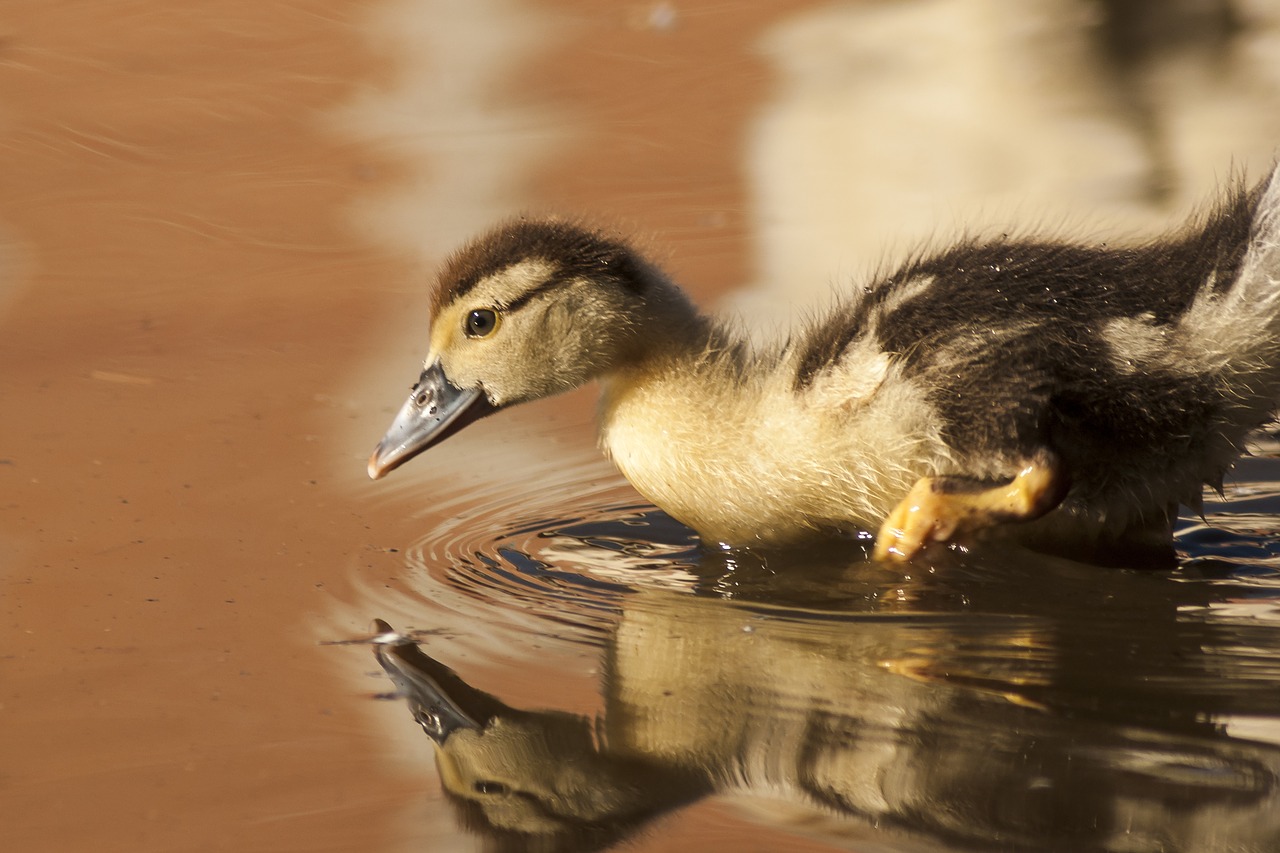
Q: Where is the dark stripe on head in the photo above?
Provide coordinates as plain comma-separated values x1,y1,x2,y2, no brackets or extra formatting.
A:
504,273,572,313
432,218,652,314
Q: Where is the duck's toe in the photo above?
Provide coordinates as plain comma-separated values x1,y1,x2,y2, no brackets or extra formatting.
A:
872,452,1068,562
873,478,964,561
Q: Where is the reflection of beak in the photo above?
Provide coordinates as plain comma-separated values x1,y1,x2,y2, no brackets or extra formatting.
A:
372,619,504,743
367,360,497,480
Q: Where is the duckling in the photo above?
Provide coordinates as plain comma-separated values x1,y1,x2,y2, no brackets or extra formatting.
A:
369,164,1280,565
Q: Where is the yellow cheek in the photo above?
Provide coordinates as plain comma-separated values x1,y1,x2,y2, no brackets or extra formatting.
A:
428,305,464,362
433,743,469,796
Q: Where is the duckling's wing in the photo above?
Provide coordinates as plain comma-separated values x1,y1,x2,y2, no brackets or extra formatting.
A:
814,166,1280,551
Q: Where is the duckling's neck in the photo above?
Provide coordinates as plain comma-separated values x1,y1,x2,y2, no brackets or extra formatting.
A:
595,277,740,417
620,276,723,372
595,280,812,544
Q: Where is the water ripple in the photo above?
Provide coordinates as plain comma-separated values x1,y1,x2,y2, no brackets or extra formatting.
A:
375,441,1280,661
395,455,702,648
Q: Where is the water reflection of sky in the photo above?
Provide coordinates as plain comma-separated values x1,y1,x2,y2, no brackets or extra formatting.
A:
338,2,1280,851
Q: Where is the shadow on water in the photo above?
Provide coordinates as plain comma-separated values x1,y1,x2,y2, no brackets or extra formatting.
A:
361,454,1280,852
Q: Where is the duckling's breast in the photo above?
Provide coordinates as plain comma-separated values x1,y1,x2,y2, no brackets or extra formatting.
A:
598,361,947,546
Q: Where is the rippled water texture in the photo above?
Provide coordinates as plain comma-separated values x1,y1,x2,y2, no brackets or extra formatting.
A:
7,2,1280,852
367,448,1280,853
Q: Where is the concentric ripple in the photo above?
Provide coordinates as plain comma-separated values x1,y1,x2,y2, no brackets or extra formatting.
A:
371,434,1280,655
394,451,703,649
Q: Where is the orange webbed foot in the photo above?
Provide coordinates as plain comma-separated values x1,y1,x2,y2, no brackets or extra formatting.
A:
873,453,1067,562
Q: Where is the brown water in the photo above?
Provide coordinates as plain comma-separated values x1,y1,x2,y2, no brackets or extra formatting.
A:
5,2,1280,852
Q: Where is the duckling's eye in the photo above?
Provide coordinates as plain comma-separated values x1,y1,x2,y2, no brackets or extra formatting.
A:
473,780,509,795
464,308,500,338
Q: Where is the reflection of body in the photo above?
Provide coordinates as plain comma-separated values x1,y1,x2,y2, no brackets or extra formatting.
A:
369,167,1280,566
372,556,1280,852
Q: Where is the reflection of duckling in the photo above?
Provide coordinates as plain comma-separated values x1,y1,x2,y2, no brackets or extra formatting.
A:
372,581,1280,853
370,166,1280,564
371,620,711,853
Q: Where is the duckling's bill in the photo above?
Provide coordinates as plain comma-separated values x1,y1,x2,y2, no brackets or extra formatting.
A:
372,622,484,742
367,360,496,480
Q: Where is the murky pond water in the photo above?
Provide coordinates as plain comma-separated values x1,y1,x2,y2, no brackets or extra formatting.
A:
359,436,1280,852
7,1,1280,852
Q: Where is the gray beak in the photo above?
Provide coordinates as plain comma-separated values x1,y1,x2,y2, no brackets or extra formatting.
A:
367,360,497,480
372,620,500,743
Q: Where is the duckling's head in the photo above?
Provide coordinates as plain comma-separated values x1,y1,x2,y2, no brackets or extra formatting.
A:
369,218,676,479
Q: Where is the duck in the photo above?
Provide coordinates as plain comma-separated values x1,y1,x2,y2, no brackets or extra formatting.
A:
369,163,1280,566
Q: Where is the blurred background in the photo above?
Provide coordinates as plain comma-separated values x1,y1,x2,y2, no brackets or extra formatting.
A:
3,1,1280,851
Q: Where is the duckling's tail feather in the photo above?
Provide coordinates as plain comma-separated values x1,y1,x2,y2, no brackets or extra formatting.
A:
1197,164,1280,377
1238,163,1280,313
1064,164,1280,517
1180,163,1280,437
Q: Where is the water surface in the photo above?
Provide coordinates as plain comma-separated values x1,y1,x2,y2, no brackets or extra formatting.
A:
6,2,1280,852
363,440,1280,852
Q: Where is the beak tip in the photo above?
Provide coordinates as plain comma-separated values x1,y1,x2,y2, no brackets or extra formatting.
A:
367,363,494,483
